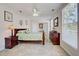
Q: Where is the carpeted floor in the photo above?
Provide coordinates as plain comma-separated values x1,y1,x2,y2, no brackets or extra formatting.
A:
0,37,69,56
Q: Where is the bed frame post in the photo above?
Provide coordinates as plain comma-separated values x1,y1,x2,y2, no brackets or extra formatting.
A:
42,31,45,45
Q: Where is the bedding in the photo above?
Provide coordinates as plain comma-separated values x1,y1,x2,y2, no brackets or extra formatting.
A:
16,32,42,41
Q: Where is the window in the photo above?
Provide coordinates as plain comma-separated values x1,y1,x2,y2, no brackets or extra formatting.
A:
62,4,77,49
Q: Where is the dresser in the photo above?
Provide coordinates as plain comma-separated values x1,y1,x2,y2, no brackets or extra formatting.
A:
5,36,18,49
49,31,60,45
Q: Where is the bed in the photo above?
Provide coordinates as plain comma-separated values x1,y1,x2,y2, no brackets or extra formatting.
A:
16,30,45,45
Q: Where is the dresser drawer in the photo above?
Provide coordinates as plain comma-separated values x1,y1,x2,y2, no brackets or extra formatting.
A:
49,31,60,45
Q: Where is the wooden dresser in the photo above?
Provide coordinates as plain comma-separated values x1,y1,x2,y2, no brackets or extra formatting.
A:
5,28,27,49
49,31,60,45
5,36,18,49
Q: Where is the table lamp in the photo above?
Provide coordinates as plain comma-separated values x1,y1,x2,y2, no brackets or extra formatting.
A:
8,24,15,36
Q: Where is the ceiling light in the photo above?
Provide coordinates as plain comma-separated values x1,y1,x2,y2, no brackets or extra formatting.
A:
32,4,39,16
33,12,38,16
33,8,39,16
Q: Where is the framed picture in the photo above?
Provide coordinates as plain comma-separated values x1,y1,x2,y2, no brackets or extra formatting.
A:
53,17,58,27
39,23,43,29
4,11,13,22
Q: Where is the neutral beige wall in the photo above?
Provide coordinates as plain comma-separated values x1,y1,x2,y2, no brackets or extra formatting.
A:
51,4,67,39
0,5,28,51
52,9,62,33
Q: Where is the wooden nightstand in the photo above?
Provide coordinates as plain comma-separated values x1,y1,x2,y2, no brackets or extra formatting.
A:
49,31,60,45
5,36,18,49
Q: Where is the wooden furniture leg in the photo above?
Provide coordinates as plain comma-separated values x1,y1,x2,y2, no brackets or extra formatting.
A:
42,31,45,45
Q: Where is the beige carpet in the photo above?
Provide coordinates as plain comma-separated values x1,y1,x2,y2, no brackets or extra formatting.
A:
0,37,69,56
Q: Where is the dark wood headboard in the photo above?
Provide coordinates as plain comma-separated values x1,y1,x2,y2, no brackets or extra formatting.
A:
14,29,27,36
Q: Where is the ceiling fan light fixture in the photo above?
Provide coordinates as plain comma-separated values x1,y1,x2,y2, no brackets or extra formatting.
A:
33,8,37,12
33,12,38,16
33,8,39,16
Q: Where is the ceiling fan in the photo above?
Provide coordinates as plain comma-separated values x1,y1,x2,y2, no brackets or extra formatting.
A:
32,4,39,16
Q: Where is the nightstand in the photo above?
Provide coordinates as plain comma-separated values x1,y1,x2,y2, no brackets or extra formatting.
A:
5,36,18,49
49,31,60,45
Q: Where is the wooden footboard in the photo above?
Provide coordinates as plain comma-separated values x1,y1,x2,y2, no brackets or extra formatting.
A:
42,31,45,45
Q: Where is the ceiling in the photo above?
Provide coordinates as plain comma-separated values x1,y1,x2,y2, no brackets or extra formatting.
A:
1,3,64,15
0,3,65,20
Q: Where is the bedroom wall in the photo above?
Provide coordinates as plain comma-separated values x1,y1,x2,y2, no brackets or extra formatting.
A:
52,9,62,33
51,4,67,33
0,5,11,51
31,19,49,33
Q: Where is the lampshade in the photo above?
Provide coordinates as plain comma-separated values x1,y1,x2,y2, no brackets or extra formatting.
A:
8,24,15,30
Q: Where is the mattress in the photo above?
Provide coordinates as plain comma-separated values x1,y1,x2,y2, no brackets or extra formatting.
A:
17,32,42,41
